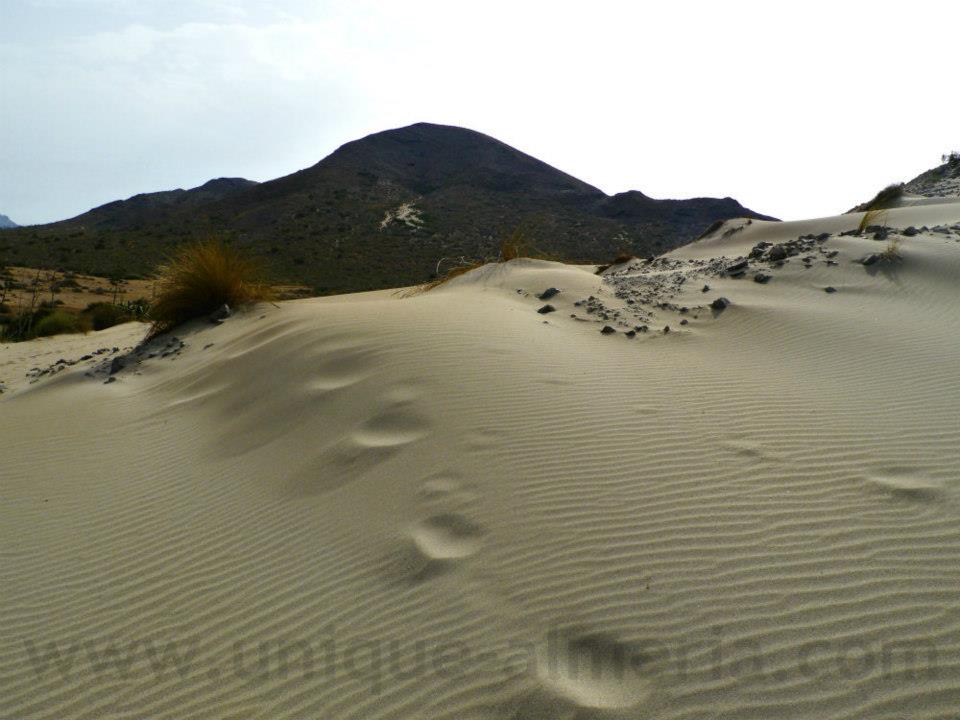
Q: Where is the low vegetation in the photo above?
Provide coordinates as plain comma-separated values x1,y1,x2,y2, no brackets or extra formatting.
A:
848,183,906,221
0,297,150,342
148,239,273,337
410,227,556,295
880,238,902,263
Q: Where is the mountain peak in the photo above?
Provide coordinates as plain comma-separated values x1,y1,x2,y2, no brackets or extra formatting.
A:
0,214,17,229
318,122,605,198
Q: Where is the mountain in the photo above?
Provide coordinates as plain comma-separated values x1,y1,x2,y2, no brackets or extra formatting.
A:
0,214,17,229
0,123,776,294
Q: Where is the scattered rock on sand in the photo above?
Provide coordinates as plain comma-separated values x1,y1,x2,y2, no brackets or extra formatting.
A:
753,273,771,284
109,357,125,375
210,304,232,324
767,244,789,262
725,259,749,275
537,288,560,300
710,297,730,311
825,286,837,293
537,304,556,314
861,254,880,266
600,326,617,335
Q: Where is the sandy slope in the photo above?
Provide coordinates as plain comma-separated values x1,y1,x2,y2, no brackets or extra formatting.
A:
2,202,960,719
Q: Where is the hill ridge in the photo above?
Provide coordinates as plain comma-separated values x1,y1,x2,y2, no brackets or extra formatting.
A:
0,122,775,294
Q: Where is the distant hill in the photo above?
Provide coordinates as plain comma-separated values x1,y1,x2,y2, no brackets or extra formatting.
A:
0,214,17,229
848,153,960,213
905,153,960,198
0,123,776,294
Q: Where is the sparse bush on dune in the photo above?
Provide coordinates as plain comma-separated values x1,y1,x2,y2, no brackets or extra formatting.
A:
34,309,90,337
148,239,273,337
83,301,140,331
411,225,556,295
880,238,902,263
859,207,887,233
852,183,905,225
498,227,551,262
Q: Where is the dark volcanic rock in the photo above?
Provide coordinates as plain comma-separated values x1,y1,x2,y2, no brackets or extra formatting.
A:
710,297,730,310
537,304,556,314
537,287,560,300
210,304,232,323
600,325,617,335
767,244,789,262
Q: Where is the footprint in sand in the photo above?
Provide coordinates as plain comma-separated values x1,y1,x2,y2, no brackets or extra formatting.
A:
409,513,484,561
865,469,944,501
512,630,656,715
351,408,430,448
306,347,376,393
418,474,479,508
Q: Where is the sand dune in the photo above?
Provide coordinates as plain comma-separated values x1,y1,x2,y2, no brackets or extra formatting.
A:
3,202,960,719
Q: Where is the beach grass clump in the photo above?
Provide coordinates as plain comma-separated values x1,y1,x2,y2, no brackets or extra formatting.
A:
880,238,902,262
855,184,904,231
498,227,552,262
148,240,272,337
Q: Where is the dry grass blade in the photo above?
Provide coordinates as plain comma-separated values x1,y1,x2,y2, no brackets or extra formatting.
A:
148,240,273,337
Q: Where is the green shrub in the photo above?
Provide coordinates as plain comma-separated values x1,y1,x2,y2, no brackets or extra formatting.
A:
83,302,131,331
34,310,89,337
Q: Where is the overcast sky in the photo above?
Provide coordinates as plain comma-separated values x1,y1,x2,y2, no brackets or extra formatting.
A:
1,0,957,225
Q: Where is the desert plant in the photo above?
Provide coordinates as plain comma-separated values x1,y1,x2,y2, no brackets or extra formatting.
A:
498,227,531,262
83,302,132,331
880,238,902,262
34,310,89,337
854,184,904,228
497,225,556,262
148,239,272,337
108,270,126,304
858,207,886,233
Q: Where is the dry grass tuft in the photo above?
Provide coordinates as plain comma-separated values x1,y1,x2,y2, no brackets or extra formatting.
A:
880,238,902,262
402,259,484,296
852,183,905,222
410,226,555,295
498,227,550,262
148,239,272,337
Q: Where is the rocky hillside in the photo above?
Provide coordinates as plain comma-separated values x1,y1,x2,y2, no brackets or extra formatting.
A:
0,214,17,229
905,153,960,198
0,123,775,294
